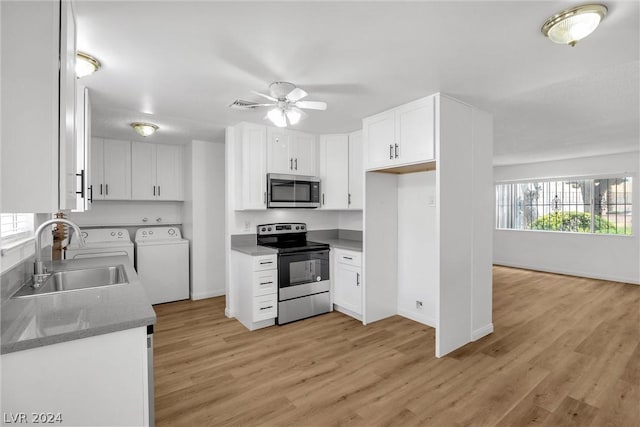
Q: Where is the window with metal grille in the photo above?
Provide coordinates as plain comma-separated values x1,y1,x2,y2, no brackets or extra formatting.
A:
1,213,35,243
496,176,632,235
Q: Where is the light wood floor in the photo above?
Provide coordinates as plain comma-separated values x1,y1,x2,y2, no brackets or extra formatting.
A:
153,266,639,426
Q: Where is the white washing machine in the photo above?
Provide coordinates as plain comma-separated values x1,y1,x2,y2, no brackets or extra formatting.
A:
65,228,134,265
135,226,189,305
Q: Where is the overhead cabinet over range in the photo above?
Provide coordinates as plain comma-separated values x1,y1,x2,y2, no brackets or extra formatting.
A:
267,128,317,176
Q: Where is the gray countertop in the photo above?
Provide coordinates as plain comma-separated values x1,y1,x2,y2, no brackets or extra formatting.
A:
1,256,156,354
230,243,279,256
309,238,362,252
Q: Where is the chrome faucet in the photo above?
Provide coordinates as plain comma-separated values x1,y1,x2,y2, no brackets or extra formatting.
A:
33,218,86,287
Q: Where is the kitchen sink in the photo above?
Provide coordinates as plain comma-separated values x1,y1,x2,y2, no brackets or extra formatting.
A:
12,265,129,298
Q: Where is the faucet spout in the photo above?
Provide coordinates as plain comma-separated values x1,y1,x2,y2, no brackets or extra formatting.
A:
33,218,85,287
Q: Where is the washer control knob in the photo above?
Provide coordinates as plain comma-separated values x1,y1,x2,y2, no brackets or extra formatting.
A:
142,231,147,236
118,232,123,236
81,232,88,238
149,230,154,235
110,232,115,236
168,229,175,235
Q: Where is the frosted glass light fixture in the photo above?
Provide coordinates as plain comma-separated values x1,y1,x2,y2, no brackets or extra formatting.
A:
542,4,607,47
267,108,287,128
76,52,101,77
131,122,159,137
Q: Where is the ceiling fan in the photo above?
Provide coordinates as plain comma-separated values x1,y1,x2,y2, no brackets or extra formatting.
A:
229,82,327,127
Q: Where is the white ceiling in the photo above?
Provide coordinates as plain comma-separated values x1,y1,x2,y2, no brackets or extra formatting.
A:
74,1,640,165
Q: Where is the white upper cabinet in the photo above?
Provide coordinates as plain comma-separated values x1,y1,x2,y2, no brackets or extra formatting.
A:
348,130,364,210
234,123,267,210
131,142,156,200
91,139,131,200
155,144,184,201
363,95,435,171
267,128,317,176
1,0,77,213
319,134,349,209
74,86,92,211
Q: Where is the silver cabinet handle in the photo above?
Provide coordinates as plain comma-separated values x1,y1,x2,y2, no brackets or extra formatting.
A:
263,191,267,204
348,193,351,205
295,158,298,170
153,185,156,196
259,261,273,265
158,186,161,196
105,184,109,195
322,193,325,205
343,256,353,260
259,281,273,286
389,144,393,159
290,158,293,170
357,273,360,286
395,143,399,159
260,306,273,311
100,184,103,195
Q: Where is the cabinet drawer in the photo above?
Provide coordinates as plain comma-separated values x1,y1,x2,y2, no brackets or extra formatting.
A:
253,294,278,321
335,249,361,267
253,270,277,296
253,254,277,271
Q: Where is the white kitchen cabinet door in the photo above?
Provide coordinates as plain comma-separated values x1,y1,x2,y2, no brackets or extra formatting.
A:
58,0,77,211
291,132,317,176
363,111,395,170
240,123,267,209
319,134,349,209
131,142,156,200
334,261,362,315
1,0,77,213
102,139,131,200
74,86,91,211
396,96,435,163
156,144,183,200
90,138,105,200
348,130,363,210
267,128,293,174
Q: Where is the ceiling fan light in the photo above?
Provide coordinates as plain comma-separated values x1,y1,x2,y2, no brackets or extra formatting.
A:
267,108,287,128
131,122,159,137
76,51,101,78
285,108,302,125
542,4,607,46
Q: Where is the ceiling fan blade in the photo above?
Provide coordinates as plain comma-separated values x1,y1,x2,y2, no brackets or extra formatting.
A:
251,90,277,102
229,99,274,110
295,100,327,111
286,87,308,102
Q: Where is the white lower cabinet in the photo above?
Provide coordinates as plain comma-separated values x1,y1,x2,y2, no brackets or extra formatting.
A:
333,249,363,318
233,252,278,330
1,327,150,427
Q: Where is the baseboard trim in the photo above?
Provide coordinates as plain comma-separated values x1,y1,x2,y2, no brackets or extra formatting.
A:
224,307,234,318
333,304,363,322
493,261,639,285
398,309,437,328
472,323,494,341
191,289,225,300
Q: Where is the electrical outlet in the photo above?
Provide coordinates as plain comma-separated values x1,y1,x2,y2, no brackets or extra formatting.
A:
416,300,423,310
244,221,251,231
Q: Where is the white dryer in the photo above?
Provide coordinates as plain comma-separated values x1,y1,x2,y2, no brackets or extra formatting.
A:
135,227,189,305
65,228,134,265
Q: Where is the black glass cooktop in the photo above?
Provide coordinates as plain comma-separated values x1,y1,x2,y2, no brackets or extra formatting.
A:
259,240,329,254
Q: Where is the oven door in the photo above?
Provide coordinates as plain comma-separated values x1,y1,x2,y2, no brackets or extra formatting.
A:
267,173,320,208
278,250,329,300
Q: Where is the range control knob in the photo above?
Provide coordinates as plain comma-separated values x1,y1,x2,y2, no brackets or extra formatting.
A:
296,226,300,230
261,227,266,232
301,225,305,230
267,227,272,231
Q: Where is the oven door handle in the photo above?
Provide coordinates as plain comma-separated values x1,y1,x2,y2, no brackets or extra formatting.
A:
278,249,330,258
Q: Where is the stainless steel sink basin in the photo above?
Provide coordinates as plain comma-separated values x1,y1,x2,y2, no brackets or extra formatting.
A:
12,265,129,298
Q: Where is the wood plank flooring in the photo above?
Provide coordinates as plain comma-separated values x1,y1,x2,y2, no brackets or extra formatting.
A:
153,266,639,426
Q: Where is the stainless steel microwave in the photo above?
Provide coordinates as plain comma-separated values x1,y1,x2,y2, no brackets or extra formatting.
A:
267,174,321,208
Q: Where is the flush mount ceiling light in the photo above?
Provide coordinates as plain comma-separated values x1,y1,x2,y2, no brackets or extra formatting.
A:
542,4,608,47
131,122,159,137
76,51,101,78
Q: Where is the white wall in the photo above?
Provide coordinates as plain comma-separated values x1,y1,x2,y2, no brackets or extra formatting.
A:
185,140,226,299
397,171,437,327
494,152,640,284
338,211,363,231
231,210,341,234
181,142,194,293
68,201,182,226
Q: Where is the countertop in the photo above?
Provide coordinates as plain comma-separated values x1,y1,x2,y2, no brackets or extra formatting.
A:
230,243,279,256
309,238,362,252
1,256,156,354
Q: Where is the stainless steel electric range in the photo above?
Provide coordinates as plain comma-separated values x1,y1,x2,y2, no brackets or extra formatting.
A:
256,223,330,325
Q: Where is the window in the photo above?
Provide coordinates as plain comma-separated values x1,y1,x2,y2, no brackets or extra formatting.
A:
496,176,632,235
1,213,35,243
